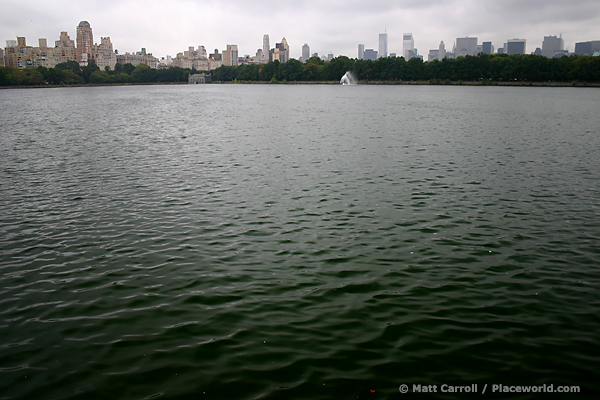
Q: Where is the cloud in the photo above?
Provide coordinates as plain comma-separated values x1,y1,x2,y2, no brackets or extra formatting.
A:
1,0,599,59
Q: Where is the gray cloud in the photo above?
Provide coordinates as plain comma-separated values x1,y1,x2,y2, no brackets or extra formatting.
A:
1,0,599,59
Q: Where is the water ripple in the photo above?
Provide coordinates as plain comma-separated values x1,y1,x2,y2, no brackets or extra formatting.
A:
1,85,599,399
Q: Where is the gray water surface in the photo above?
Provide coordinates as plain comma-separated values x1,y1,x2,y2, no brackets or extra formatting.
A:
1,84,599,399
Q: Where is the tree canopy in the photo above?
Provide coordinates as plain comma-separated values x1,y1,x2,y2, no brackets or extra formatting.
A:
2,54,599,87
210,54,600,84
1,62,195,86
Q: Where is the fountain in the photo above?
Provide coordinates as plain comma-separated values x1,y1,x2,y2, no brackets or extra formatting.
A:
340,71,357,85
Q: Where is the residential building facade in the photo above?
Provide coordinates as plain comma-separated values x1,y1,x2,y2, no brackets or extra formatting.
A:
76,21,94,66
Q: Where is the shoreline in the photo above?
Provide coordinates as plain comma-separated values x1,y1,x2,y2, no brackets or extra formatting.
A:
2,80,599,89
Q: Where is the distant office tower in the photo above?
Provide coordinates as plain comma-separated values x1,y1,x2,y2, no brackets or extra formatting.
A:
438,41,446,60
574,40,600,56
482,41,493,54
455,37,478,57
76,21,94,66
274,38,290,63
364,49,378,60
403,33,414,60
428,49,439,62
358,44,365,60
263,34,270,61
541,35,564,58
379,32,388,58
302,43,310,62
506,39,526,55
222,44,239,66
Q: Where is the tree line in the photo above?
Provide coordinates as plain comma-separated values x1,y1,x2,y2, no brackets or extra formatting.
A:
0,61,198,86
2,53,600,87
212,53,600,83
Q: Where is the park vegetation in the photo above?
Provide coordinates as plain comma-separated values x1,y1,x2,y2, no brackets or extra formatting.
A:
1,53,600,87
0,61,195,86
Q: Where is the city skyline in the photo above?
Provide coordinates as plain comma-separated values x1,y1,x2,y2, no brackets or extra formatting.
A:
2,0,600,60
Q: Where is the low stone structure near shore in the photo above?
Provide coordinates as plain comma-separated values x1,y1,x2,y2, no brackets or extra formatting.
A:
188,73,212,84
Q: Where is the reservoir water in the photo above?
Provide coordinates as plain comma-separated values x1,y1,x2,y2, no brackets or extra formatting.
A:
1,84,599,399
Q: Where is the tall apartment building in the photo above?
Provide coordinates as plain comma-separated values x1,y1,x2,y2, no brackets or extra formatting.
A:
116,49,159,69
379,32,388,58
3,38,25,69
170,45,221,70
76,21,94,66
222,44,239,66
55,31,77,64
3,37,56,69
403,33,414,60
95,37,117,70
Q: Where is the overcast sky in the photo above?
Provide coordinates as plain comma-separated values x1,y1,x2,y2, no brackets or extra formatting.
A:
2,0,600,60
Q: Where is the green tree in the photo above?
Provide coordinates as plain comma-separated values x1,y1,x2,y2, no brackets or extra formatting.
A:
80,62,100,83
282,59,303,81
302,58,324,81
4,67,26,85
0,67,10,86
323,56,355,81
122,63,135,75
131,63,156,82
110,73,130,83
56,60,81,73
61,69,82,84
259,60,280,81
23,70,45,85
90,70,110,83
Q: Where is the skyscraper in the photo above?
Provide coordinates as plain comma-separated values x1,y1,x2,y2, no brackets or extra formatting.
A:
455,37,478,57
541,35,564,58
263,34,270,62
76,21,93,66
363,49,377,60
275,38,289,63
507,39,526,55
379,32,388,58
302,43,310,62
403,33,414,60
574,41,600,56
438,41,446,60
358,44,365,60
482,42,493,54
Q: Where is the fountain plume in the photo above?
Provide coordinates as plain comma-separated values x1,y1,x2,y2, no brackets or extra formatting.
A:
340,71,357,85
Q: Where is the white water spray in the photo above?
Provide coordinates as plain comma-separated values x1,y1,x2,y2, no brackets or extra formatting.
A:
340,71,357,85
